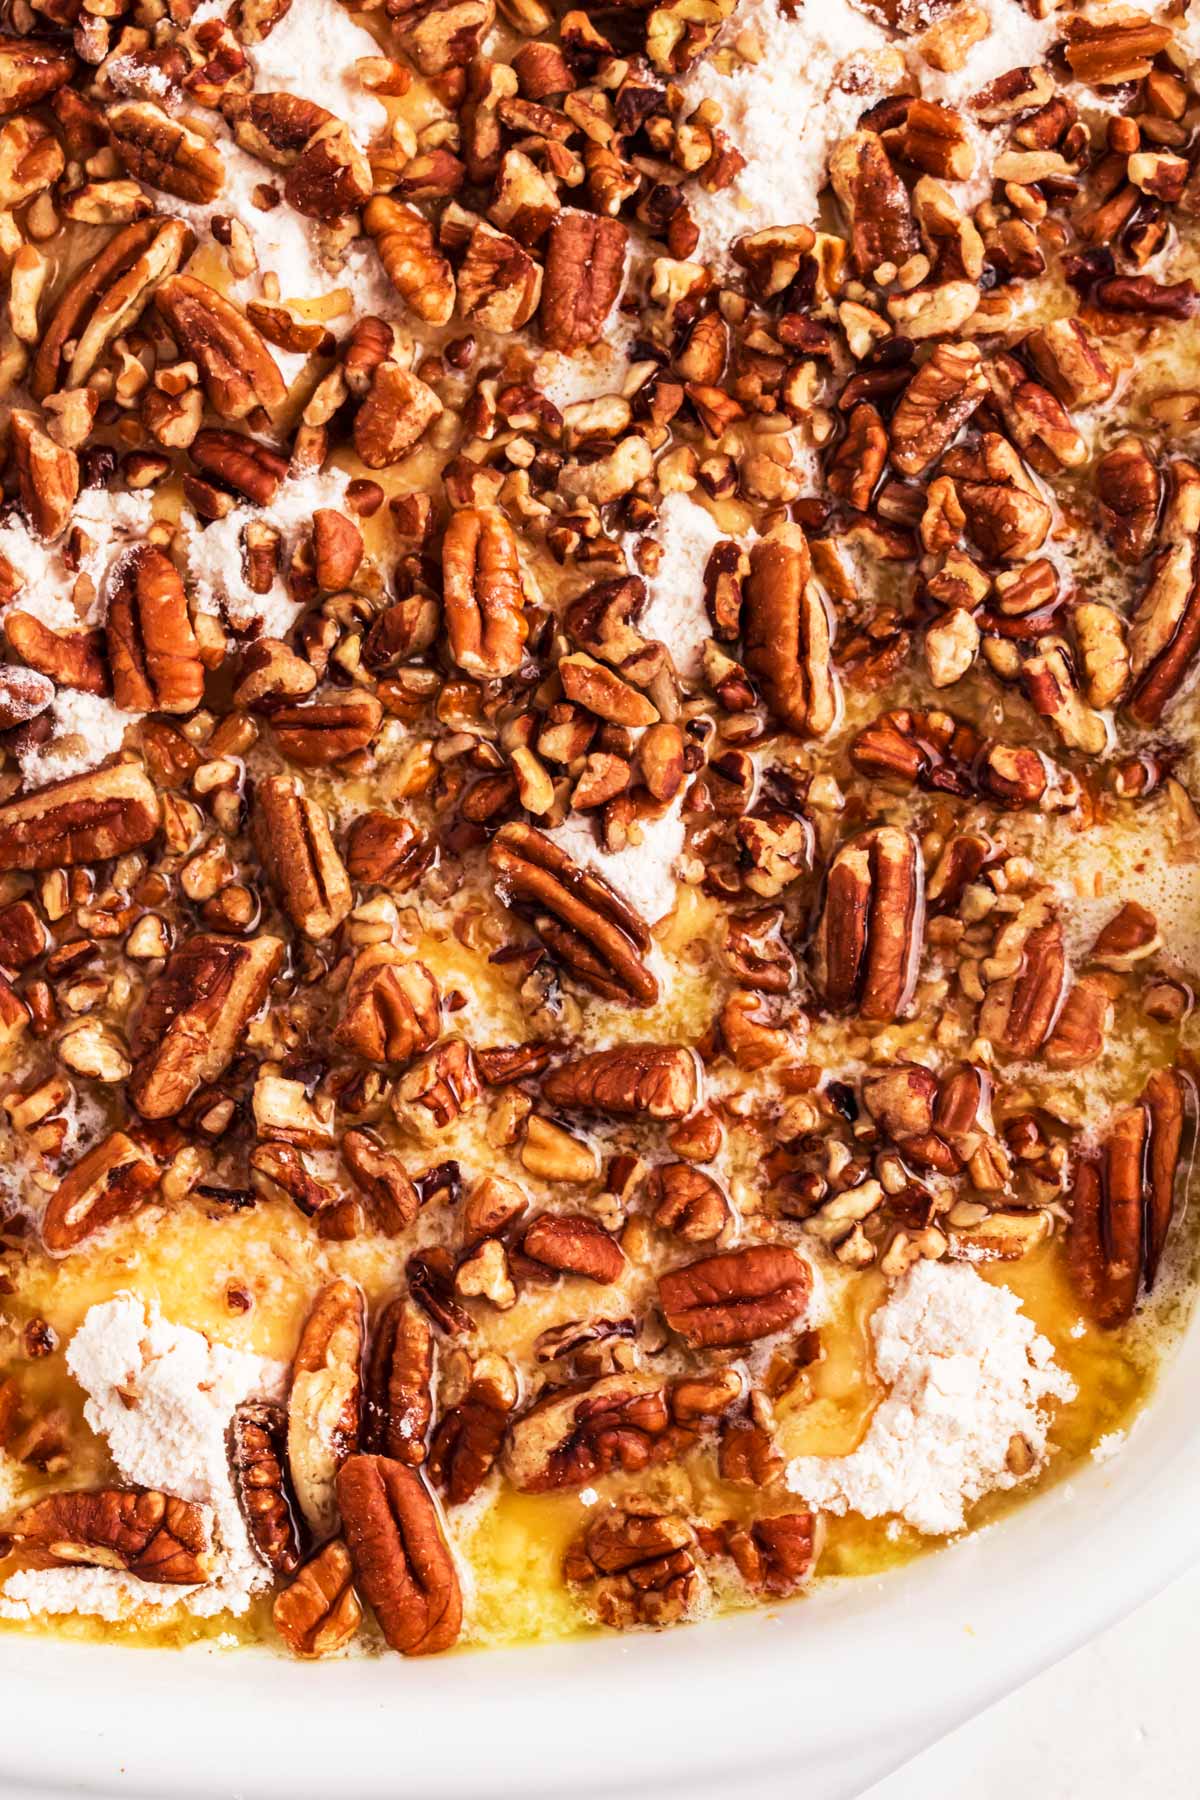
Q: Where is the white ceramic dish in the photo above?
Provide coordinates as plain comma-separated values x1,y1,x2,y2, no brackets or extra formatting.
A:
3,1308,1197,1800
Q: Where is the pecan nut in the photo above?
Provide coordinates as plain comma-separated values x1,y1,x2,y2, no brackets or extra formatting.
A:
108,99,224,204
489,821,658,1005
273,1538,362,1658
41,1130,160,1253
978,914,1068,1059
522,1213,626,1283
811,826,925,1023
565,1505,700,1629
0,37,76,117
890,341,989,479
539,208,627,352
129,931,284,1118
829,129,920,277
657,1244,811,1349
287,1276,365,1539
230,1402,303,1577
441,505,529,679
9,410,77,541
333,945,440,1065
255,774,352,941
427,1361,514,1504
1096,435,1161,565
363,195,455,326
0,763,160,869
106,544,205,715
364,1297,433,1467
541,1044,698,1120
457,219,542,332
6,1487,211,1583
270,691,383,765
1126,460,1200,725
650,1163,729,1243
336,1454,462,1655
723,1512,819,1597
154,273,286,420
743,524,839,738
341,1129,421,1233
353,361,443,469
501,1371,672,1492
33,218,191,399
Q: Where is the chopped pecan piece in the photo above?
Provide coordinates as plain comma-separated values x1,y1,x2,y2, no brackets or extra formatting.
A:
1044,975,1114,1071
255,775,352,942
658,1245,811,1349
129,932,284,1118
273,1539,362,1658
457,219,543,331
395,1040,482,1134
334,946,440,1066
502,1372,671,1492
353,362,442,468
0,763,160,870
342,1130,421,1232
979,915,1068,1059
106,544,204,715
1126,461,1200,725
154,274,285,420
9,411,77,541
650,1163,729,1243
565,1506,700,1629
41,1131,160,1253
230,1402,302,1577
336,1455,462,1655
1025,317,1118,409
890,341,989,478
1068,1069,1192,1328
723,1512,819,1597
522,1214,626,1283
829,129,920,277
32,218,191,399
811,827,924,1023
0,37,75,116
6,1488,211,1583
287,1276,365,1539
428,1361,514,1504
540,209,627,352
1096,436,1160,565
743,524,839,738
1091,902,1161,971
541,1044,698,1120
441,505,529,678
345,812,434,891
489,822,657,1005
364,1297,433,1467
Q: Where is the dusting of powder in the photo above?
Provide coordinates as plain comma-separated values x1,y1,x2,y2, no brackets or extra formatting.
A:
638,491,725,682
787,1261,1075,1535
0,1295,284,1623
550,805,685,925
182,465,354,635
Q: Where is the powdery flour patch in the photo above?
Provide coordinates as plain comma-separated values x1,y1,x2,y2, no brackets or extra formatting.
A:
550,804,686,926
638,491,725,682
787,1261,1075,1535
182,465,354,636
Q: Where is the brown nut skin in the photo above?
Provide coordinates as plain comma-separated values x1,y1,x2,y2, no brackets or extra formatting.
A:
441,505,529,679
273,1539,362,1658
811,826,925,1024
41,1131,160,1253
522,1213,627,1283
541,1045,698,1121
106,544,205,715
0,764,161,870
6,1488,211,1583
657,1245,812,1349
364,1297,433,1467
651,1164,730,1244
336,1454,462,1656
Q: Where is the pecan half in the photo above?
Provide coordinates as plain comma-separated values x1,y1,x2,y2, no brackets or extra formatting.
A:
427,1362,513,1504
978,915,1068,1059
658,1245,811,1349
489,821,657,1005
0,763,160,870
743,524,839,738
41,1131,160,1253
129,931,284,1117
333,945,440,1065
9,411,77,541
154,274,286,419
230,1402,302,1577
441,505,529,678
890,341,989,478
108,99,224,204
0,37,75,117
541,1045,698,1120
336,1454,462,1655
1126,461,1200,725
255,774,352,941
106,544,204,714
273,1539,362,1658
540,209,627,352
1096,436,1160,565
1068,1069,1192,1328
457,219,542,332
287,1276,365,1539
502,1372,672,1492
345,812,434,891
353,362,442,468
811,827,924,1023
363,195,455,326
829,129,920,277
270,692,383,765
364,1297,433,1467
6,1488,211,1583
33,218,191,399
341,1130,421,1233
565,1506,699,1629
522,1213,626,1283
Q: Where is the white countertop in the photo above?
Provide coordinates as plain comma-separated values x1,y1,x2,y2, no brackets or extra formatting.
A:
865,1560,1200,1799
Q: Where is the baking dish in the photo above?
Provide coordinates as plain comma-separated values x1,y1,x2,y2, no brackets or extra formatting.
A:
3,1294,1196,1800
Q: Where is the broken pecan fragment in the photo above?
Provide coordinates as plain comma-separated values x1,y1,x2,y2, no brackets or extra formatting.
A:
106,545,204,715
33,217,191,399
829,129,920,277
1068,1069,1192,1328
334,946,440,1066
41,1131,160,1253
129,932,284,1118
273,1539,362,1658
565,1506,700,1629
489,822,657,1005
155,274,285,420
336,1454,462,1655
658,1245,811,1349
364,1297,433,1467
441,505,529,679
979,916,1068,1059
353,362,442,469
0,763,160,870
540,208,627,352
811,827,924,1023
890,341,988,479
255,774,352,941
345,812,434,891
427,1361,514,1504
650,1163,729,1243
1126,461,1200,725
522,1214,626,1283
1096,436,1160,566
6,1488,210,1583
541,1045,698,1120
502,1372,671,1492
723,1512,819,1597
0,37,75,117
287,1276,365,1539
230,1402,302,1577
743,524,839,739
341,1130,421,1233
